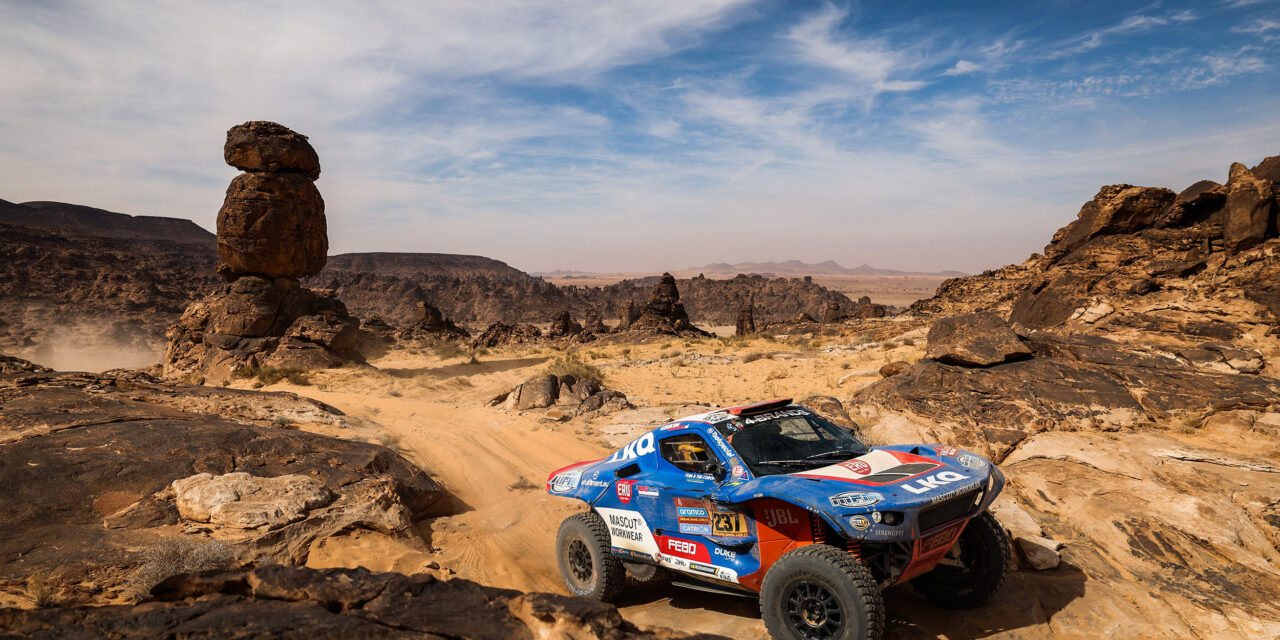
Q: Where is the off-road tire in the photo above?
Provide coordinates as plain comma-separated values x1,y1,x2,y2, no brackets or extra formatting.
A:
760,544,885,640
556,512,625,602
624,561,670,586
910,511,1010,609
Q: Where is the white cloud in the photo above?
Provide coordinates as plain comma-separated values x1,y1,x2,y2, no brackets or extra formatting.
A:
944,60,982,75
1047,10,1199,59
785,5,928,94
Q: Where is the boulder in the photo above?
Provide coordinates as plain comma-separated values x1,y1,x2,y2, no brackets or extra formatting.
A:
216,172,327,279
1045,185,1177,259
548,311,583,338
503,374,559,410
1223,162,1275,251
797,395,855,429
470,322,543,349
170,472,333,530
1017,535,1064,571
925,312,1032,367
224,121,321,180
1250,154,1280,183
879,361,910,378
821,301,845,324
583,312,609,334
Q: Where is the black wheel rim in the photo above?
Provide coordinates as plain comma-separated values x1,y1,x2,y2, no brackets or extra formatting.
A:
567,538,594,588
784,580,844,640
928,531,983,594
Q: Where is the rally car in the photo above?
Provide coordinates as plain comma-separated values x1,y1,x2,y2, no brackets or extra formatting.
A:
546,399,1009,640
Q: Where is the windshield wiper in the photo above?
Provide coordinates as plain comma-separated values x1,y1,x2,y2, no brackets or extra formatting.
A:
755,459,826,467
803,450,863,461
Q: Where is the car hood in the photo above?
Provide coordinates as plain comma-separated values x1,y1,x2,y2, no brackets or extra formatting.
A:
716,445,1002,530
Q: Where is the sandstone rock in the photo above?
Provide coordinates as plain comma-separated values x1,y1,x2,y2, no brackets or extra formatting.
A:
735,305,756,336
0,565,715,640
617,299,641,331
217,172,327,279
171,472,333,530
575,390,632,417
1046,185,1177,259
409,301,467,337
224,121,321,180
1250,154,1280,183
470,322,543,349
879,360,910,378
583,312,608,334
797,395,855,429
1177,179,1221,202
1071,300,1114,324
1223,162,1276,251
1016,535,1063,571
503,374,559,410
1008,273,1099,328
821,301,845,324
925,312,1032,367
628,273,711,337
548,311,584,338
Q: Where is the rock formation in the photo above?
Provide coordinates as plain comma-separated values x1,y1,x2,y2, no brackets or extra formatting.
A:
925,312,1032,367
0,565,720,640
625,273,712,337
164,123,363,382
853,154,1280,637
0,361,443,602
547,310,584,338
490,374,631,418
470,322,544,349
735,305,755,336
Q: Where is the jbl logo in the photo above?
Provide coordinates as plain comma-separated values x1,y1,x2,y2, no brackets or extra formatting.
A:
761,508,800,528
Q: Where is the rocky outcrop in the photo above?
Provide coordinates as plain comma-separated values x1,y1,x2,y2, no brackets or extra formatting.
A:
217,122,326,280
470,322,544,349
164,123,362,382
491,374,630,418
925,312,1032,367
735,305,755,336
1223,162,1276,251
625,273,711,337
0,363,444,602
0,565,722,640
548,311,587,339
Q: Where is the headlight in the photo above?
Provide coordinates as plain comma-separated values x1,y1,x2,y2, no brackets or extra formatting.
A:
958,454,987,470
829,491,882,508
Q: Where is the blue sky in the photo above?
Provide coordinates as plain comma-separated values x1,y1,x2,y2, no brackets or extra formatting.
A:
1,0,1278,273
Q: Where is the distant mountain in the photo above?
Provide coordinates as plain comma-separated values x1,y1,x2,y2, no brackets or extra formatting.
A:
0,199,214,244
685,259,966,277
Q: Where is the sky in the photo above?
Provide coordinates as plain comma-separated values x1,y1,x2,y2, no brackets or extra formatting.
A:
1,0,1278,274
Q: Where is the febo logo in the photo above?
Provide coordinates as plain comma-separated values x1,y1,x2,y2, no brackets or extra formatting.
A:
660,536,708,561
616,479,635,503
840,460,871,475
902,471,966,495
607,433,656,463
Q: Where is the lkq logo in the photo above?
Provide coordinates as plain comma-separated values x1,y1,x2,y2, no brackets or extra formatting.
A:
902,471,966,495
607,433,656,463
616,479,636,504
760,507,801,528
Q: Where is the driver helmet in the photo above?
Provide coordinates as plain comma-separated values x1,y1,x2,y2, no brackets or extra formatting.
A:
674,441,707,463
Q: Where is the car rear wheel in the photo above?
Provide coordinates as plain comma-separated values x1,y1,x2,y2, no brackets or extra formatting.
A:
910,511,1010,609
761,544,884,640
556,512,625,601
624,561,670,586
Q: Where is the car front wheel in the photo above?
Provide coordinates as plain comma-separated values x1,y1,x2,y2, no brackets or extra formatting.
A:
760,544,884,640
556,511,625,602
910,510,1010,609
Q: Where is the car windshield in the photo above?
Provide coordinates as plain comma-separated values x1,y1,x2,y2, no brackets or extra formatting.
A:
715,409,869,477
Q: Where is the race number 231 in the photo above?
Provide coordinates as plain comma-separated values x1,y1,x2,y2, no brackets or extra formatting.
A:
711,511,747,537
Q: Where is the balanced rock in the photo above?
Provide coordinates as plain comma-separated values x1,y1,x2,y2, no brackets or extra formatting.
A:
925,312,1032,367
224,121,321,180
736,305,756,336
217,173,327,280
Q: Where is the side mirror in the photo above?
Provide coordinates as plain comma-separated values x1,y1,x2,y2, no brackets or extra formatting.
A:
707,461,728,482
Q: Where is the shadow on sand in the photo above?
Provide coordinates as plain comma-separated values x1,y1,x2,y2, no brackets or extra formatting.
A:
378,356,549,379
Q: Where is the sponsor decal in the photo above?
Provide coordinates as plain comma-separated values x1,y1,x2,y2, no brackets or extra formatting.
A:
705,430,736,461
839,460,871,475
731,465,747,481
685,472,715,483
711,508,749,537
927,482,982,505
759,506,802,528
701,411,734,424
637,485,659,498
658,536,710,562
848,515,871,531
678,523,712,535
829,491,882,508
934,446,959,457
596,507,659,556
920,522,965,553
958,454,987,470
616,479,636,504
741,408,809,425
871,527,907,537
581,479,609,488
902,471,967,495
688,561,719,578
717,568,738,582
549,469,581,493
607,433,656,463
714,547,737,561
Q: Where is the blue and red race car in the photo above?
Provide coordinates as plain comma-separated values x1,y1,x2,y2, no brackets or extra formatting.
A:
546,399,1009,640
